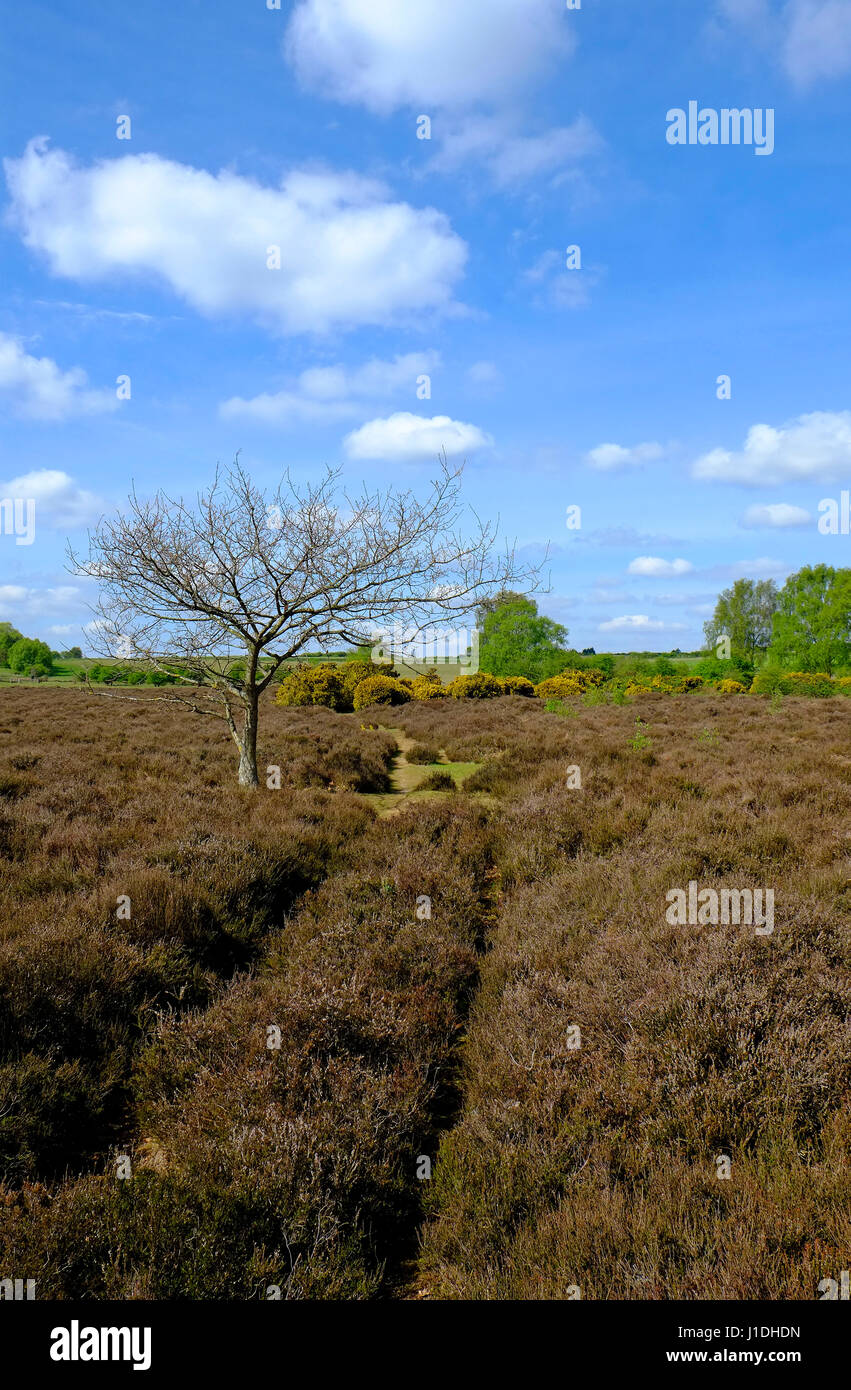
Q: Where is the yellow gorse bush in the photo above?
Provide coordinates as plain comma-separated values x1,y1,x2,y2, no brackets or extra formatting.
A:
535,669,604,700
410,675,449,700
498,676,536,696
352,675,411,709
447,672,504,699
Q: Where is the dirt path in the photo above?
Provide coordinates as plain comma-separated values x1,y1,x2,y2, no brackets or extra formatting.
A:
363,726,479,816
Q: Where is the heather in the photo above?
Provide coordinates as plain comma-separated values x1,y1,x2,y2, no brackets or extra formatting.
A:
0,687,848,1300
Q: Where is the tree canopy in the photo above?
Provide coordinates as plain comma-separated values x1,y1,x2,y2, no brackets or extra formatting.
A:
479,595,568,684
703,578,779,659
770,564,851,673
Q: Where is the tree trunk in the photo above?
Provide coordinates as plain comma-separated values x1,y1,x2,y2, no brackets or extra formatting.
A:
236,693,260,787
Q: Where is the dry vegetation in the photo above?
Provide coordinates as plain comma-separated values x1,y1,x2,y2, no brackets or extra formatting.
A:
0,687,848,1299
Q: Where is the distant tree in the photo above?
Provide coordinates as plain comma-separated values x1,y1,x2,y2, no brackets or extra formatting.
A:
475,589,528,631
770,565,851,673
479,596,568,683
0,623,24,665
7,637,53,674
703,579,779,659
581,647,596,656
71,457,539,786
61,646,83,659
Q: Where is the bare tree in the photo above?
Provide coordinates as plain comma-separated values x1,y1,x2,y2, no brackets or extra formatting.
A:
69,456,543,786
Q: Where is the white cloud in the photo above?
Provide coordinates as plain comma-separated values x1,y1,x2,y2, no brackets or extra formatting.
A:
782,0,851,83
0,469,104,529
651,591,718,607
429,113,601,189
284,2,600,189
343,411,493,462
0,583,82,617
599,614,686,633
715,0,851,86
627,556,694,577
586,440,664,472
706,556,789,578
466,360,502,390
693,411,851,485
5,139,467,336
0,332,116,420
586,587,630,605
220,351,439,425
740,502,813,528
521,249,601,310
285,0,573,112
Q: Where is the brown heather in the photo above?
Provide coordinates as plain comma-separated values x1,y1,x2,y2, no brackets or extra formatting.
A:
0,687,848,1299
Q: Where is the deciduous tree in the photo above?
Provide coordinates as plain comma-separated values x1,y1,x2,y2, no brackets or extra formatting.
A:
71,457,539,786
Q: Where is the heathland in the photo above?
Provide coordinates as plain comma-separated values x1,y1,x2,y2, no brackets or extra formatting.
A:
0,684,848,1299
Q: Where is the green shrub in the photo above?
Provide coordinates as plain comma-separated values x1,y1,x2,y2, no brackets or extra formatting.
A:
420,770,456,791
407,742,443,764
352,675,411,709
748,666,824,696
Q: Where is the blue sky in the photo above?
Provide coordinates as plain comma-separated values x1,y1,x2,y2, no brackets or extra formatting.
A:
2,0,851,652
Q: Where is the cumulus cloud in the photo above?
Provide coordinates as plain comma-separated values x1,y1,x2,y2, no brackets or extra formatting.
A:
285,0,573,112
343,411,493,462
586,440,664,472
0,332,116,420
4,139,467,336
627,556,694,577
740,502,813,528
715,0,851,87
0,583,82,617
599,614,687,633
693,411,851,485
0,468,104,529
284,1,599,190
221,351,439,425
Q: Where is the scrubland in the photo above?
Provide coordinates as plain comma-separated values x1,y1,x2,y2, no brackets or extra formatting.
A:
0,688,848,1299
